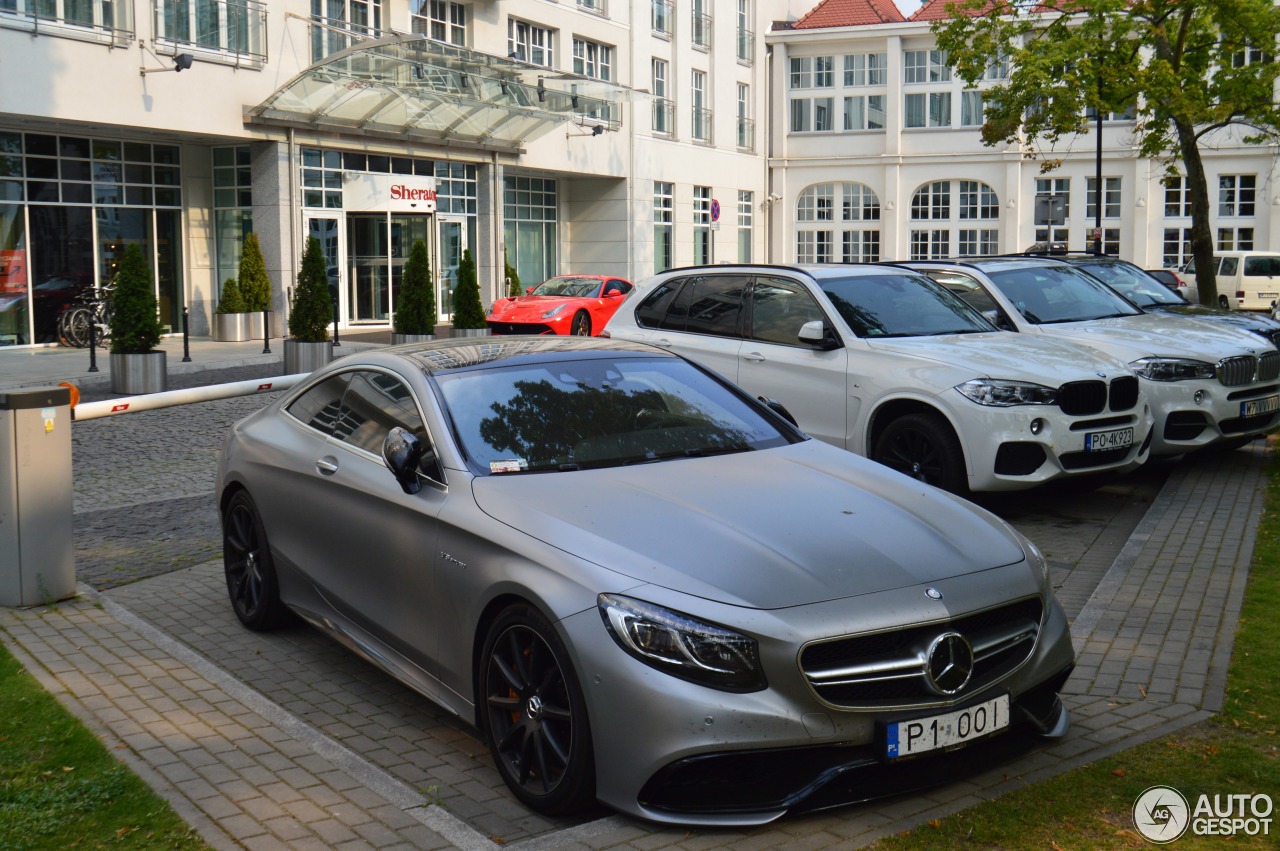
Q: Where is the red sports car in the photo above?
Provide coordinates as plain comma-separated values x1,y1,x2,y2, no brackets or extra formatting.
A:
487,275,633,336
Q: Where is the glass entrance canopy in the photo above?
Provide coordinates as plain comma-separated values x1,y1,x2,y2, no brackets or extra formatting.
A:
249,35,632,153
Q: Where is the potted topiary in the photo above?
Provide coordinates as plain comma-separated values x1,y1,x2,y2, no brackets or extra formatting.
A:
451,249,489,337
392,238,436,344
212,275,253,342
284,236,333,374
109,242,167,394
238,232,273,339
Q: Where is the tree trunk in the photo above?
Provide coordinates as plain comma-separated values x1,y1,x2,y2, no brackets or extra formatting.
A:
1175,122,1217,307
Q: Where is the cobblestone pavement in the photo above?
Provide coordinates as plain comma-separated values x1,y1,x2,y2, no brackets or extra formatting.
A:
1,359,1268,849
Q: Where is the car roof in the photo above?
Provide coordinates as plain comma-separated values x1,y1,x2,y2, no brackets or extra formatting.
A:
650,262,920,281
905,257,1068,274
385,335,671,375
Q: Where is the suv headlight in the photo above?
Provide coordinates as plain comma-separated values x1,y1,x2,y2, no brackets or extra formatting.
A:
1129,357,1215,381
542,304,567,319
956,379,1057,407
598,594,766,692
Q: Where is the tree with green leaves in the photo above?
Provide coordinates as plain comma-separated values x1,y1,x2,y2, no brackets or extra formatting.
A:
215,276,246,315
394,238,436,335
238,232,272,312
109,243,163,355
934,0,1280,305
288,237,331,342
451,249,488,329
504,249,522,298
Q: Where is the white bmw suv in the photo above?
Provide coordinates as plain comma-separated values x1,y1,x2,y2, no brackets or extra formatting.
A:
603,264,1153,493
908,257,1280,455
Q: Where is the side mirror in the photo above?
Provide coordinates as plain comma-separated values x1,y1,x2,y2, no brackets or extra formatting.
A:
525,286,535,294
607,288,623,297
757,395,799,428
382,426,424,494
798,319,841,350
983,309,1013,331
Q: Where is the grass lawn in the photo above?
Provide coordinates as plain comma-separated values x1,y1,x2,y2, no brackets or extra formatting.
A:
0,636,207,850
871,455,1280,849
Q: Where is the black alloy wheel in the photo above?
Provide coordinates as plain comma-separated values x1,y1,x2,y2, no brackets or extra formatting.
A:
481,605,595,814
570,311,592,336
872,411,967,494
222,490,291,631
1220,295,1231,309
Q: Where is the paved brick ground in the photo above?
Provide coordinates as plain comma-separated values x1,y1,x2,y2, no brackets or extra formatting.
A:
0,355,1268,848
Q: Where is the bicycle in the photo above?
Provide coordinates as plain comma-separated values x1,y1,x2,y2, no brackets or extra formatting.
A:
57,280,114,348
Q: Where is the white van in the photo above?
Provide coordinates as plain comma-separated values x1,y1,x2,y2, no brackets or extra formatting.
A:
1186,251,1280,311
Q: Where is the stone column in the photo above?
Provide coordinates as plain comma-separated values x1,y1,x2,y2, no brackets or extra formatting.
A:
251,141,294,338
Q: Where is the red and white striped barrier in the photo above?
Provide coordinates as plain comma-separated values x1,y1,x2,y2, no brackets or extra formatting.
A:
74,374,309,421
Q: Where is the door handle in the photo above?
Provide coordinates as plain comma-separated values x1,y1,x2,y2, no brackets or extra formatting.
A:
316,458,339,475
743,351,766,362
652,338,673,348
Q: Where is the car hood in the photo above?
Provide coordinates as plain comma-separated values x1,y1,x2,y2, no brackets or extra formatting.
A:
1148,303,1280,335
1037,313,1276,361
864,332,1132,385
490,295,591,322
470,441,1026,610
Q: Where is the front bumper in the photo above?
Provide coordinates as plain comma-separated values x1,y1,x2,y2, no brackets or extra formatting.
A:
561,568,1076,825
1145,378,1280,455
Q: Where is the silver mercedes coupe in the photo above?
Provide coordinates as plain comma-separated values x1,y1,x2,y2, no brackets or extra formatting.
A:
217,336,1075,825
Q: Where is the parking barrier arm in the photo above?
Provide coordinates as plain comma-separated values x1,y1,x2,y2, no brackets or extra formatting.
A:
74,374,308,421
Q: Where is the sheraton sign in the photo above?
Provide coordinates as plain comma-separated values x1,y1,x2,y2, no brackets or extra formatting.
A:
343,173,438,213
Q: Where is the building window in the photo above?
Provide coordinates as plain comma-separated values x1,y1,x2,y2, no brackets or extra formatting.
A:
1218,227,1255,251
736,0,753,64
911,181,951,220
573,38,612,81
791,97,835,132
958,180,999,220
1,0,134,43
692,70,711,142
737,83,754,149
504,175,557,289
797,184,835,222
1219,174,1256,217
155,0,267,63
694,186,712,265
904,92,951,128
577,0,606,16
652,59,673,135
960,91,984,126
910,229,950,260
1164,176,1191,217
508,18,552,67
1086,177,1122,220
842,182,880,221
798,183,879,263
814,56,835,88
985,54,1009,80
1034,177,1070,246
1163,227,1192,268
691,0,710,49
311,0,384,61
651,0,671,36
958,229,1000,257
843,95,886,130
844,53,887,86
738,190,752,262
1082,227,1120,255
904,49,949,84
411,0,465,46
790,56,812,89
842,230,880,263
301,147,345,209
213,145,252,291
797,231,833,264
654,181,673,273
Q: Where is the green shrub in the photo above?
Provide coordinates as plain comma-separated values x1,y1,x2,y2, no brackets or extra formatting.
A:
215,276,246,314
288,237,331,343
394,239,436,335
504,250,521,298
451,249,487,329
238,232,272,312
109,243,163,355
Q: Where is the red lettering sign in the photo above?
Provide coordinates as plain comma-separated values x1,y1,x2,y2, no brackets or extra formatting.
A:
390,185,437,202
111,404,129,412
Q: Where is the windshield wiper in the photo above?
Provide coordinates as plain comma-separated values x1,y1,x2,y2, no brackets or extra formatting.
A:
622,445,755,465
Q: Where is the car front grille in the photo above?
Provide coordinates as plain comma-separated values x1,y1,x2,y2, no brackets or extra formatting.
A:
1056,380,1105,415
1108,376,1139,411
799,597,1043,709
1216,354,1280,386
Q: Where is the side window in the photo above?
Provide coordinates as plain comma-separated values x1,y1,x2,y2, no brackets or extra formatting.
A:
1220,257,1239,276
682,275,749,338
749,277,827,346
1245,256,1279,276
334,371,428,456
607,279,633,295
635,278,685,328
286,372,355,436
926,271,1000,314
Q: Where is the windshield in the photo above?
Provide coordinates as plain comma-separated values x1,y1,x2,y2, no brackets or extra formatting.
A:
986,265,1143,324
1075,261,1184,307
532,277,601,298
817,273,997,338
435,356,794,474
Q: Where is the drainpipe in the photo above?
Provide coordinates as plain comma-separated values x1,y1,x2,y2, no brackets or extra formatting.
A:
764,43,774,263
288,127,298,331
492,150,500,304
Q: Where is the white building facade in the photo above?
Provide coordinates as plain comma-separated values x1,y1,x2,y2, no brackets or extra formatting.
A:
765,0,1280,269
0,0,770,344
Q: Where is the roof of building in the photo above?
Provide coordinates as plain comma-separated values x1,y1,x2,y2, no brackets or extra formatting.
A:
908,0,999,22
791,0,906,29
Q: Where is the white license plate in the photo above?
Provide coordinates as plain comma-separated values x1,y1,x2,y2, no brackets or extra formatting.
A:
886,695,1010,759
1242,395,1280,417
1085,427,1134,451
1260,292,1278,300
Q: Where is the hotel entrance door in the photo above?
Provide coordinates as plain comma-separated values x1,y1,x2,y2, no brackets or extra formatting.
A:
345,213,432,324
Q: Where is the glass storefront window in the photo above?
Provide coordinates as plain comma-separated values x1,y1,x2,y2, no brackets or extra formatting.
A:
0,204,29,345
213,145,253,292
503,175,557,286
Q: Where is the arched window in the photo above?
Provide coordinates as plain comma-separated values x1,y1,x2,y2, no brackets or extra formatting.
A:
908,180,999,259
796,182,881,263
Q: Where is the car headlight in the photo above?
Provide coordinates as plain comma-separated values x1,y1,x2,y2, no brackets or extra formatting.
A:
1129,357,1215,381
542,304,567,319
598,594,766,692
956,379,1057,407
